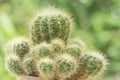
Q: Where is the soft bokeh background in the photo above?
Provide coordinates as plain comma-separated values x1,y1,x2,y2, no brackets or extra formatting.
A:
0,0,120,80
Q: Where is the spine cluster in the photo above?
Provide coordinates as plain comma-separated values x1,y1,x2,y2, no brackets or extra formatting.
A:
5,8,108,80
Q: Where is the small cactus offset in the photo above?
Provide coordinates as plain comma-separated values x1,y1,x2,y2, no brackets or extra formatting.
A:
55,54,77,79
23,58,39,77
80,52,107,77
5,8,108,80
37,57,55,80
5,55,24,75
66,44,81,58
5,37,30,58
32,42,51,58
50,39,65,53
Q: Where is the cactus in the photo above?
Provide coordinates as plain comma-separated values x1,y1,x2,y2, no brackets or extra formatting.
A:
66,44,81,58
56,54,77,79
4,8,108,80
5,37,30,58
32,42,51,58
80,52,106,76
5,55,24,75
37,57,55,80
23,58,39,77
68,39,85,50
79,52,107,80
50,38,65,53
66,52,107,80
30,9,73,44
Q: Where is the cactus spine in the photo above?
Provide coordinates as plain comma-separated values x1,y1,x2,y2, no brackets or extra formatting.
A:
5,8,108,80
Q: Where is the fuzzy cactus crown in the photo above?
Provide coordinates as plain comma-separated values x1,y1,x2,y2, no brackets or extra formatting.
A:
5,8,108,80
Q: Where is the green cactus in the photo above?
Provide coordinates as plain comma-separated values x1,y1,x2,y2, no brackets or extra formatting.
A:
56,54,77,79
50,38,64,53
37,57,55,80
5,55,24,75
4,8,108,80
5,38,29,58
68,39,85,50
66,45,81,58
23,58,39,77
32,42,51,58
30,9,73,44
80,52,107,77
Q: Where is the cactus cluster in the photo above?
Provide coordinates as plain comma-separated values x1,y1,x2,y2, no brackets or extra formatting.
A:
5,8,108,80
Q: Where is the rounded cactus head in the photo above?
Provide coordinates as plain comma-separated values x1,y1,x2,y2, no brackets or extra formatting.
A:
5,55,24,75
50,38,64,53
30,8,73,44
23,58,39,77
33,42,51,58
68,39,85,50
37,57,55,79
80,52,107,78
5,37,29,58
66,44,81,58
56,54,77,79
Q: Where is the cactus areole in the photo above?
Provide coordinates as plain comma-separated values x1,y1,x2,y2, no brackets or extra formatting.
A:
5,8,108,80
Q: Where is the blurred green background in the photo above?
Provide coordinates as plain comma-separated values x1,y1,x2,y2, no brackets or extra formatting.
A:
0,0,120,80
